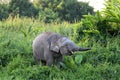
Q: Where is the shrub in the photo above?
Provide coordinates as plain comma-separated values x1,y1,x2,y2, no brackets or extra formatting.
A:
9,0,38,17
0,4,9,20
0,16,120,80
81,0,120,36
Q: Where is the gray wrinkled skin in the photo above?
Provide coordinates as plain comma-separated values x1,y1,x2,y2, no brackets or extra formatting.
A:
32,32,90,67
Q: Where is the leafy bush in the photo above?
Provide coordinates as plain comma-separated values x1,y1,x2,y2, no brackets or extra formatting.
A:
32,0,94,23
102,0,120,35
9,0,38,17
81,0,120,36
38,8,59,23
0,4,9,20
0,16,120,80
59,1,94,23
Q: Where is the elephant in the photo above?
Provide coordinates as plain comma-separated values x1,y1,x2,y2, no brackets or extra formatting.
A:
32,32,90,67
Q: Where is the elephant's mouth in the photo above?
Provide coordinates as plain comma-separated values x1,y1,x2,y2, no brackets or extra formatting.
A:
68,51,74,55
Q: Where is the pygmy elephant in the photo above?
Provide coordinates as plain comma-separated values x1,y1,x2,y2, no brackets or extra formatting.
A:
32,32,90,67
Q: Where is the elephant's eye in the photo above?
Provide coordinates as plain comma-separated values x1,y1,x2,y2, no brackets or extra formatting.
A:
65,44,69,47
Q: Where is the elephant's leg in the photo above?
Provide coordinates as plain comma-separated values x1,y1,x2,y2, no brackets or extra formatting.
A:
44,51,54,66
57,56,63,68
46,57,53,66
33,50,40,65
34,56,40,65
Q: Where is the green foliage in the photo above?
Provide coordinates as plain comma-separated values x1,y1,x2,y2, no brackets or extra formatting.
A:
0,0,120,79
81,12,101,35
75,54,83,65
0,0,94,23
103,0,120,23
0,17,120,79
63,56,76,69
81,0,120,36
9,0,38,17
38,8,59,23
102,0,120,35
33,0,94,23
59,1,94,23
0,4,9,20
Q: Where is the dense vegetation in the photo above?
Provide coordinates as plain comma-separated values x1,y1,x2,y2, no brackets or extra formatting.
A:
0,0,120,80
0,0,94,22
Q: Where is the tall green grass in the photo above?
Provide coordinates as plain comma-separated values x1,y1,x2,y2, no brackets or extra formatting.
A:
0,17,120,80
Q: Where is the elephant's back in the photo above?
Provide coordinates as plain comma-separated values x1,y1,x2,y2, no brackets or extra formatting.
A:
33,33,47,49
32,32,62,49
33,32,54,44
32,32,55,52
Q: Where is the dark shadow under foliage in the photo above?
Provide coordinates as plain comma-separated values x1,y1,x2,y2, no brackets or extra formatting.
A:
0,4,9,20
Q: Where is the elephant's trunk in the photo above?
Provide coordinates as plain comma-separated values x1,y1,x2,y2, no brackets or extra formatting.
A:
78,48,91,51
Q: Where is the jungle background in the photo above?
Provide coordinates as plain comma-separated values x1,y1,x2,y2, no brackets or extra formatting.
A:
0,0,120,80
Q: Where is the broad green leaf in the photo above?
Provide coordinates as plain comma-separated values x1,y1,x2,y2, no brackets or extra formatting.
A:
75,55,83,65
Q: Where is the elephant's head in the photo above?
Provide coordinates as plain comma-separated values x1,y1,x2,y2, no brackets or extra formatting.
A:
49,36,90,55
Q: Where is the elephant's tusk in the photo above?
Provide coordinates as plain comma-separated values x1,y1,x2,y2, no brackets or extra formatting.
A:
71,51,74,54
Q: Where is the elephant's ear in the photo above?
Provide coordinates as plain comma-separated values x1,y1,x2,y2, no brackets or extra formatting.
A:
50,43,59,53
48,34,60,53
60,46,68,55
